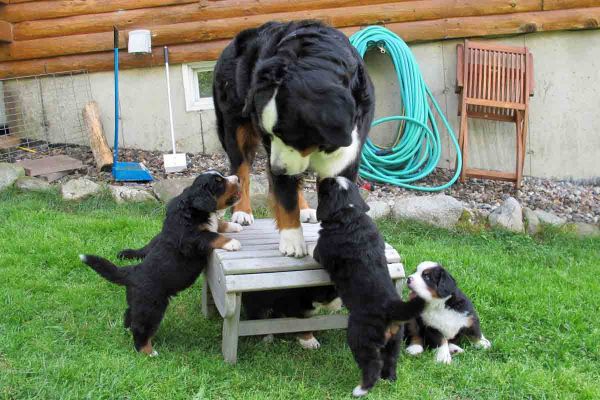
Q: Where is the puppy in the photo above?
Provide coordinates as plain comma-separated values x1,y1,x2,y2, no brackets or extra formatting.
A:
79,171,242,356
312,177,425,397
405,262,491,364
242,286,341,349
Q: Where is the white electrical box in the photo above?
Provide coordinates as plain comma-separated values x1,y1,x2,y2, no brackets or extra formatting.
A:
128,30,152,54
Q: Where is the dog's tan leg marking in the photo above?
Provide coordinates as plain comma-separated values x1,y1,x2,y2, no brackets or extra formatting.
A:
211,235,241,251
139,339,158,357
273,198,300,230
218,220,242,233
232,123,259,223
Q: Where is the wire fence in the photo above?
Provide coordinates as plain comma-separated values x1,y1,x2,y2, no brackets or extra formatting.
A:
0,70,92,162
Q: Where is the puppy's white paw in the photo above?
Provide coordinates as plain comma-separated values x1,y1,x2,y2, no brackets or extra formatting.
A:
406,344,424,356
262,334,274,344
352,385,369,397
475,336,492,350
222,238,241,251
224,222,243,233
149,350,159,357
231,211,254,226
322,297,343,312
298,336,321,350
300,208,318,223
279,228,308,257
435,346,452,364
448,343,464,354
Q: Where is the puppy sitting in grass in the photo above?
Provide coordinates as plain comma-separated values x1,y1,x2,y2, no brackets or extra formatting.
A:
312,177,425,397
405,261,491,364
80,171,242,356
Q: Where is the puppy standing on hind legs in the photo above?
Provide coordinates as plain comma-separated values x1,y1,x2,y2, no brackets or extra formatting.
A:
312,177,425,397
80,171,242,356
405,261,492,364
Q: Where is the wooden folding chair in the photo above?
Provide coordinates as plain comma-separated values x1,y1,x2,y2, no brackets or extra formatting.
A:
456,40,534,188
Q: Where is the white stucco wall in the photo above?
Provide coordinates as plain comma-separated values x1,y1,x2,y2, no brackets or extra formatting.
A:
3,30,599,180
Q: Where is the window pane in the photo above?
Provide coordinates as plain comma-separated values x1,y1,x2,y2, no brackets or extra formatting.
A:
197,70,214,98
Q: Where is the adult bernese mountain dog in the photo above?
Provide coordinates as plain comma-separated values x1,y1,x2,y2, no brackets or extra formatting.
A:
213,20,374,257
312,177,425,397
79,171,242,356
406,262,492,364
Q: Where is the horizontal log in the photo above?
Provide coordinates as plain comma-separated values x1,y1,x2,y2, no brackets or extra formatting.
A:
14,0,406,40
0,0,198,23
0,20,11,43
1,0,541,61
543,0,600,10
1,7,600,78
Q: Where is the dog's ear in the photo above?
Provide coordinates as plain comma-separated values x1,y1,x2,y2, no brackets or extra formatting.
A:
243,57,288,117
436,268,457,298
314,86,356,148
192,193,216,213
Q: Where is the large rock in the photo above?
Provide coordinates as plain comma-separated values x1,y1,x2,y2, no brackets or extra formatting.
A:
572,222,600,238
0,162,26,191
109,185,157,204
523,207,540,235
250,174,270,209
61,178,101,201
534,209,566,226
152,177,194,203
488,197,523,232
367,201,392,219
15,176,51,192
391,194,465,228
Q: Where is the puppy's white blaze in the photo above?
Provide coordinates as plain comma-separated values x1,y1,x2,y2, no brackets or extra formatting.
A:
435,342,452,364
310,127,360,177
352,385,369,397
298,336,321,349
279,227,307,257
335,176,350,190
407,261,441,302
231,211,254,226
270,135,310,176
261,89,278,134
406,344,424,356
299,208,318,223
222,238,241,251
416,261,440,273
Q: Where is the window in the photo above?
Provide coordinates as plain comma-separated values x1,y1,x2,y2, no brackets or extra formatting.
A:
182,61,216,111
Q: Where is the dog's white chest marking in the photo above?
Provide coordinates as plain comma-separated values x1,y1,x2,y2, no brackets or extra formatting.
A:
203,213,219,233
309,127,360,177
422,299,471,340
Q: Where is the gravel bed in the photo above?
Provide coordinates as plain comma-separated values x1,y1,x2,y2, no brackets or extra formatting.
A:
12,145,599,224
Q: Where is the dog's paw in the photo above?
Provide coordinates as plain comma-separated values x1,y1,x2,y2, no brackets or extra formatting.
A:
298,336,321,350
300,208,318,223
352,385,369,397
406,344,424,356
279,228,308,257
224,222,243,233
222,238,241,251
231,211,254,226
149,350,159,357
475,336,492,350
435,346,452,364
448,343,464,354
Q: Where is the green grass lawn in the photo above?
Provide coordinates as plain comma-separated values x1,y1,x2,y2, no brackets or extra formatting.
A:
1,188,599,400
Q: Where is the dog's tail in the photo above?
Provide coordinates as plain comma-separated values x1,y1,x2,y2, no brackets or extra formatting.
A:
79,254,131,286
387,297,425,321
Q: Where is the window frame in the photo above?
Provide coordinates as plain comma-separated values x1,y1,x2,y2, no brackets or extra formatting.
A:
181,61,216,112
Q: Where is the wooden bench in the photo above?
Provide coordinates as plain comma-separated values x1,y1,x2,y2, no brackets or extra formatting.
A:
201,218,405,364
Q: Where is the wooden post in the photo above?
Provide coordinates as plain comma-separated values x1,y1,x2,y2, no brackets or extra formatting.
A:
201,275,217,318
222,293,241,364
82,101,112,172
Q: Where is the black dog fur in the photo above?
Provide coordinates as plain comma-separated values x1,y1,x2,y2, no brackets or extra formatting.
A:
312,177,425,397
79,171,241,356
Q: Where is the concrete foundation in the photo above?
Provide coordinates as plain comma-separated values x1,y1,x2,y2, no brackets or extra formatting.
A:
3,30,599,180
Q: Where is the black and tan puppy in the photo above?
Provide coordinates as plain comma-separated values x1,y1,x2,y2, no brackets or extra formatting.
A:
79,171,242,356
312,177,425,397
405,262,491,364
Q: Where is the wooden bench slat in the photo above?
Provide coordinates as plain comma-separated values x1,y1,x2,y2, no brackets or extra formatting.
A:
238,314,348,337
224,263,405,292
218,248,401,265
216,242,396,253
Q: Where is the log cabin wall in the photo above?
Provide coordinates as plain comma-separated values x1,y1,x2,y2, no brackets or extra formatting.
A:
0,0,599,78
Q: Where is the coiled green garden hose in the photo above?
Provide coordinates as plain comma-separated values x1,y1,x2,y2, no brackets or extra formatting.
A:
349,26,462,191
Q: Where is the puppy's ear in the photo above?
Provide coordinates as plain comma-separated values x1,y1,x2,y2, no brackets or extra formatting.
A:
436,269,457,298
348,184,369,214
316,190,343,222
191,191,217,213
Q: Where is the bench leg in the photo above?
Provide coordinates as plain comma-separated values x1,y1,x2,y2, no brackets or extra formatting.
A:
395,278,406,298
201,274,217,318
222,293,242,364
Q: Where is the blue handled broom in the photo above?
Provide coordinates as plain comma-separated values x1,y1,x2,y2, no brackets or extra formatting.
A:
111,26,153,182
